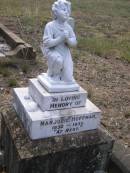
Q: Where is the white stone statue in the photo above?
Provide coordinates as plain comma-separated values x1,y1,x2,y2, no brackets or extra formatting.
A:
39,0,79,92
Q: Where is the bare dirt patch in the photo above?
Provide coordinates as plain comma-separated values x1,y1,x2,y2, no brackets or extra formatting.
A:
74,52,130,147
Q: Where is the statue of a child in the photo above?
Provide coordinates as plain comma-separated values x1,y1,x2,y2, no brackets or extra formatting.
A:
42,0,77,83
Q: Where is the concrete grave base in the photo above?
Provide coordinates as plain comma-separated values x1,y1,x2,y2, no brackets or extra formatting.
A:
13,87,101,140
1,106,114,173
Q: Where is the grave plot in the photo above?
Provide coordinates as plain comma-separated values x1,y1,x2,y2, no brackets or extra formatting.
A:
0,23,36,60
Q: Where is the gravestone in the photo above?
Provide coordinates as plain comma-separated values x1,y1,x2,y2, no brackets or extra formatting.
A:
13,0,101,140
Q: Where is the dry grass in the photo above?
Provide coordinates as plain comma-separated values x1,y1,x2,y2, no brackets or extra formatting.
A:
1,0,130,61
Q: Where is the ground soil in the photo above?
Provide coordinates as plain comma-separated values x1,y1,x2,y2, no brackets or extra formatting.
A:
0,16,130,150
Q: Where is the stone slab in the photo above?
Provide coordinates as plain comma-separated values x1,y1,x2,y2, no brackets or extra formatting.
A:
0,22,36,59
29,78,87,111
0,23,25,48
13,87,101,140
38,73,80,93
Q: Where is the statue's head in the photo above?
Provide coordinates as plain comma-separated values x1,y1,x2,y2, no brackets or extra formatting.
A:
52,0,71,20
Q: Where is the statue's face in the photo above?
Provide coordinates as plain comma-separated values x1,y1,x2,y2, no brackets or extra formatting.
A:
56,4,69,22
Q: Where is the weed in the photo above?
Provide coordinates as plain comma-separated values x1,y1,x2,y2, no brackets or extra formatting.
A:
0,67,10,77
8,78,18,87
21,64,29,74
87,85,94,99
125,112,130,119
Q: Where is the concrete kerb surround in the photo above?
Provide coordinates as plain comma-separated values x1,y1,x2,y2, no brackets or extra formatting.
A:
97,125,130,173
0,105,114,173
111,140,130,173
0,23,36,60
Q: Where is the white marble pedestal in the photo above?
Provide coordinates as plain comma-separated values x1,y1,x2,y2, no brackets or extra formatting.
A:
13,87,101,140
38,73,80,93
29,78,87,111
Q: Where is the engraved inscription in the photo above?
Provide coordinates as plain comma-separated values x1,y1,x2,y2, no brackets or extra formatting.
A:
40,114,96,135
50,94,83,109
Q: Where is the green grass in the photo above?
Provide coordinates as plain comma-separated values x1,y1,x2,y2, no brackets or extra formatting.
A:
78,35,130,61
0,0,130,61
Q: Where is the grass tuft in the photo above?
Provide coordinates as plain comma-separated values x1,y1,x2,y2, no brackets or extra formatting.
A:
125,112,130,119
21,64,29,74
0,67,10,77
8,78,18,87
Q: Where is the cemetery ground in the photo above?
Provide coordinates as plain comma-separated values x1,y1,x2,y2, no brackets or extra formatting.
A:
0,0,130,172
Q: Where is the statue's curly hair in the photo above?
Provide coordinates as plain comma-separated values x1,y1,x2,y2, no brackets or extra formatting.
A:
52,0,71,19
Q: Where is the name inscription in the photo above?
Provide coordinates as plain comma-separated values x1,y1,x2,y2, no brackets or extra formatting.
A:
40,114,96,135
